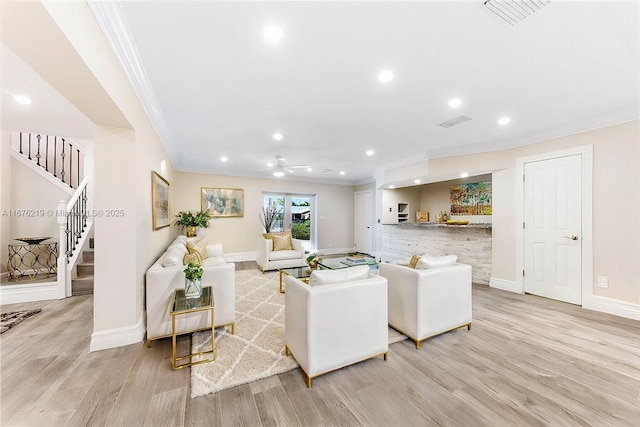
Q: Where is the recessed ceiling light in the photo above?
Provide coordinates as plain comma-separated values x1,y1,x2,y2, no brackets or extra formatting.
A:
498,116,511,125
220,156,228,162
273,170,285,177
414,179,421,184
339,171,346,176
306,167,312,172
389,185,396,189
448,98,462,108
273,132,283,141
366,150,374,156
14,95,31,105
377,70,394,83
263,25,283,43
267,162,274,168
460,172,469,178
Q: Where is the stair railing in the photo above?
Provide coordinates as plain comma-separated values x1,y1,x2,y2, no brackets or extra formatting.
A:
15,132,84,189
55,146,93,299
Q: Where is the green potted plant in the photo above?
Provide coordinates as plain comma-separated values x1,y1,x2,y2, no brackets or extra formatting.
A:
306,252,319,269
175,209,211,237
183,261,204,299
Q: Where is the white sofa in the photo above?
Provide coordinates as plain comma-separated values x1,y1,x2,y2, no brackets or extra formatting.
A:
284,265,389,387
145,235,235,346
379,261,472,349
256,236,306,272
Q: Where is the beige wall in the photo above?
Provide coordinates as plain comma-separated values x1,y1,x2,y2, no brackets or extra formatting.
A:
0,131,11,273
427,120,640,304
174,172,355,253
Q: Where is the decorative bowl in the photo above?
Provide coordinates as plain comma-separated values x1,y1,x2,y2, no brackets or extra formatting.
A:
445,220,469,226
15,236,52,245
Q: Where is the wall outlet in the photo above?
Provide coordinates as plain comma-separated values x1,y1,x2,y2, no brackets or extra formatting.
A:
597,276,609,288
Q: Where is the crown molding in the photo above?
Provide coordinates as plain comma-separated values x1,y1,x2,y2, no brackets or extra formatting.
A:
87,1,177,161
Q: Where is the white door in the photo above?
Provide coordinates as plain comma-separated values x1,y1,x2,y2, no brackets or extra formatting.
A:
524,154,582,304
354,191,373,254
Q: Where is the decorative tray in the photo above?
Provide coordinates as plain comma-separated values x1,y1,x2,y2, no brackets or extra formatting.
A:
14,236,52,244
445,220,469,225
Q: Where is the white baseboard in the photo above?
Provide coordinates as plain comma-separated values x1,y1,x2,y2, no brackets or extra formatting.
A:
583,295,640,321
90,312,146,352
224,251,256,262
0,282,59,304
489,277,523,294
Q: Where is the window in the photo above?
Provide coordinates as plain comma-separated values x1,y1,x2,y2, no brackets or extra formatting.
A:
263,193,316,250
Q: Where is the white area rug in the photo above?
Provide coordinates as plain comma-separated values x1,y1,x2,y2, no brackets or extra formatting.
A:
190,268,406,398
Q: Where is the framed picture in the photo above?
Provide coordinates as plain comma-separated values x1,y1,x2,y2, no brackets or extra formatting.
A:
151,171,170,230
201,188,244,217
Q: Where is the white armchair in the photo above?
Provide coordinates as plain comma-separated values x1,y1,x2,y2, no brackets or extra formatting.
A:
284,266,389,387
256,236,306,272
379,262,472,349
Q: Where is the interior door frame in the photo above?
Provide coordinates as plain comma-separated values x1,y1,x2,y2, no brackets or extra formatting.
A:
354,190,374,254
515,145,593,306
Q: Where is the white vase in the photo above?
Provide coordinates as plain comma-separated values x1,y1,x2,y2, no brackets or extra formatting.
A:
185,278,202,299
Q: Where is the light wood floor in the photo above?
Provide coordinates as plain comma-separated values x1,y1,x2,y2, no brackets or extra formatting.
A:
1,263,639,426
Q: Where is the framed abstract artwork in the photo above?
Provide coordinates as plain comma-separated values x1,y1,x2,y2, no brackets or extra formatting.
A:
152,171,170,230
450,182,492,215
201,188,244,217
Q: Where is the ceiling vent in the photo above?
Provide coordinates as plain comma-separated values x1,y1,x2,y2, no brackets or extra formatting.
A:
439,116,472,129
483,0,550,26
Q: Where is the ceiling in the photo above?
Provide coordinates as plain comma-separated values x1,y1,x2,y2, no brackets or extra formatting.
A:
6,1,640,186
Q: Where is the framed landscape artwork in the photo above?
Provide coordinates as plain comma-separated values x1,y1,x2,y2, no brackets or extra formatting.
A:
152,171,170,230
450,182,492,215
201,188,244,217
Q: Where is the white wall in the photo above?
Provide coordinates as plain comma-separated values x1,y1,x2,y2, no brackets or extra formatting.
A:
174,171,355,254
0,131,11,273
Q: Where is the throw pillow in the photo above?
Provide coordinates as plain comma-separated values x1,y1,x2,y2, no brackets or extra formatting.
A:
183,251,202,265
161,248,184,267
186,238,209,260
309,265,370,286
416,254,458,269
409,255,421,269
269,230,293,251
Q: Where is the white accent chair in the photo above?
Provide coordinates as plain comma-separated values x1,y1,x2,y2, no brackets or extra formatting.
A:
284,266,389,387
378,262,472,349
256,236,306,272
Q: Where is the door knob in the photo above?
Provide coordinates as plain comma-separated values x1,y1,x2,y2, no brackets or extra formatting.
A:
563,235,579,240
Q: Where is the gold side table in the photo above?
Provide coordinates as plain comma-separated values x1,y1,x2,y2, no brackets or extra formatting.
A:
169,286,216,370
8,242,58,281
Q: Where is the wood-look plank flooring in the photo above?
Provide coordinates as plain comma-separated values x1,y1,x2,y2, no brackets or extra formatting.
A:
1,262,639,426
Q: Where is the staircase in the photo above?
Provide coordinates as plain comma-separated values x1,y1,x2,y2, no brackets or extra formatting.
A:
7,131,94,300
72,242,94,296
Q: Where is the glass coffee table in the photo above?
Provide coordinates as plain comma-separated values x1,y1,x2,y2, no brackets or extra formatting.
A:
279,266,313,293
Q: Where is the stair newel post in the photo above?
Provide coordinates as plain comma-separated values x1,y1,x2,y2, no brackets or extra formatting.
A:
57,200,70,298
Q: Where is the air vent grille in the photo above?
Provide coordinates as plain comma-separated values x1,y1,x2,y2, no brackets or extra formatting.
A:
438,116,472,129
484,0,550,26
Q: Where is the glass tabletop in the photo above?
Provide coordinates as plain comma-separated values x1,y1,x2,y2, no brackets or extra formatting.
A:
318,256,378,270
280,266,313,279
171,286,213,314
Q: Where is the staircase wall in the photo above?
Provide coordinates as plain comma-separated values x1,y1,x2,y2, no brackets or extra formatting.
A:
1,131,11,274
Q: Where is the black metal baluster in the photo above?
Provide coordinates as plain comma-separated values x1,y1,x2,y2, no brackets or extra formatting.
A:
36,134,41,166
19,132,23,154
53,137,57,178
82,187,88,229
65,214,71,263
68,143,73,188
60,138,66,184
45,136,49,172
77,147,80,188
28,134,32,160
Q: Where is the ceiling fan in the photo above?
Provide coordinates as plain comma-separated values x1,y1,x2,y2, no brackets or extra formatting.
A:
262,155,310,177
